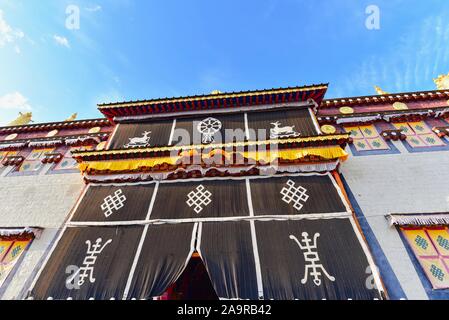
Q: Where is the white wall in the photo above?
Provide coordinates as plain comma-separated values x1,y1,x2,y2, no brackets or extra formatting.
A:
340,140,449,300
0,164,85,299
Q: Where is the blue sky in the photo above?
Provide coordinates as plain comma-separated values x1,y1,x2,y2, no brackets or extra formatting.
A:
0,0,449,125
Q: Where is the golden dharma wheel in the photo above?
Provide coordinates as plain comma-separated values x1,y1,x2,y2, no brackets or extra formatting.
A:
339,106,354,114
96,141,107,151
392,102,408,110
88,126,101,134
47,129,58,137
5,133,18,140
321,124,336,134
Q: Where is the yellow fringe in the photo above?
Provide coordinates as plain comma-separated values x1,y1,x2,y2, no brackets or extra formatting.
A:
79,146,348,173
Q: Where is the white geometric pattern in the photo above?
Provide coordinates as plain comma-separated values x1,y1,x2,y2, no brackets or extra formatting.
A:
100,189,127,218
280,180,309,211
290,232,335,286
186,184,212,214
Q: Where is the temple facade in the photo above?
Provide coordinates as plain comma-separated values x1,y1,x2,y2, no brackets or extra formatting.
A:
0,82,448,300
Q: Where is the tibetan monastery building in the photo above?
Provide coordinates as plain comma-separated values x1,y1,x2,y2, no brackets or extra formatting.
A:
0,80,449,300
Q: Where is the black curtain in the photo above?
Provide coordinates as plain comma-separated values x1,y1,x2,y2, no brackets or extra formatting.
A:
247,108,318,139
249,175,348,216
151,180,249,220
30,226,143,300
125,223,196,299
71,184,157,222
108,120,173,149
172,113,246,146
255,219,381,300
198,221,260,299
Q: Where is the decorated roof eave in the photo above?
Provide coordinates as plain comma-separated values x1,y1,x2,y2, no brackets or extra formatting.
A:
0,118,111,134
317,105,449,124
96,84,328,119
0,133,110,150
321,89,449,108
72,134,349,162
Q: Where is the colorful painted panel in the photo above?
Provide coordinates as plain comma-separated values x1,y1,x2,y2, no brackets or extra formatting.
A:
0,239,31,288
345,125,390,151
394,122,445,148
19,148,54,172
53,147,92,171
402,227,449,289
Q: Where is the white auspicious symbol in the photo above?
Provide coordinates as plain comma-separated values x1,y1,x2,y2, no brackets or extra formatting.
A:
124,131,151,148
270,121,300,139
290,232,335,286
67,238,112,287
280,180,309,211
186,184,212,214
197,117,222,144
100,189,127,218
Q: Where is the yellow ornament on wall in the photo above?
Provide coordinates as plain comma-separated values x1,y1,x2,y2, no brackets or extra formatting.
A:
393,102,408,110
96,141,107,151
339,106,354,114
321,125,336,134
46,129,59,137
88,127,101,134
4,133,18,141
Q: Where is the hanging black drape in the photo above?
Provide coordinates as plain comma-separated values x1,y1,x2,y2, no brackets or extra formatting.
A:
198,221,260,299
125,223,196,299
30,226,143,300
248,175,348,215
247,108,318,139
71,184,156,222
254,219,381,300
108,120,173,149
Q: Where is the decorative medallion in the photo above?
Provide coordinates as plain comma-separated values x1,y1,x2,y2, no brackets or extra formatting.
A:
96,141,107,151
186,185,212,214
290,232,335,286
320,124,336,134
124,131,151,148
339,106,354,114
280,180,309,212
197,117,222,144
88,127,101,134
270,121,300,139
392,102,408,110
4,133,18,141
47,129,58,137
434,73,449,90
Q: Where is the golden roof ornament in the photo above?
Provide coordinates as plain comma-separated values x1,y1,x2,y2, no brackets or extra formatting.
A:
374,86,389,95
210,90,223,95
7,112,33,126
65,113,78,122
434,73,449,90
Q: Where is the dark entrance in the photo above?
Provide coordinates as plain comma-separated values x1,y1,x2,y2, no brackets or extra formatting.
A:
166,255,218,300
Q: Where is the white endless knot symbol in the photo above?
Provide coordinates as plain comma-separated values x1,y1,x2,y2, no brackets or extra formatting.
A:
186,185,212,214
100,189,127,218
280,180,309,211
197,117,222,144
66,238,112,287
290,232,335,286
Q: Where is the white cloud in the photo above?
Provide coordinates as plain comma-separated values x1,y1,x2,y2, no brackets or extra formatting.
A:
53,35,70,48
0,92,32,110
0,9,24,49
85,5,102,12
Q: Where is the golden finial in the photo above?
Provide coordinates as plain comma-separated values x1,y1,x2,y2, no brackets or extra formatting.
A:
7,112,33,126
434,73,449,90
374,86,389,95
65,113,78,122
210,90,223,95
